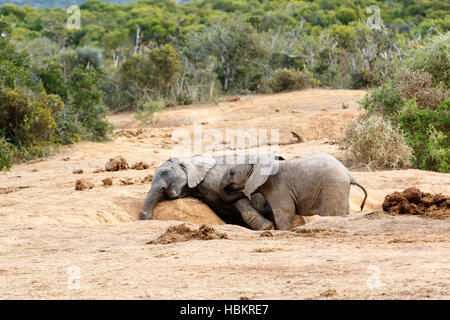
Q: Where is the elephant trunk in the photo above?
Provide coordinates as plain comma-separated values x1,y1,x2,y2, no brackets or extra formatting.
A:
219,178,245,202
141,187,165,220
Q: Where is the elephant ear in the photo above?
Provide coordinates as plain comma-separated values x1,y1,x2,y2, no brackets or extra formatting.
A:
244,154,280,198
179,155,216,188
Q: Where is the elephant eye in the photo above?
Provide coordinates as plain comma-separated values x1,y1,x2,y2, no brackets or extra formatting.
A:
229,170,235,176
161,170,168,176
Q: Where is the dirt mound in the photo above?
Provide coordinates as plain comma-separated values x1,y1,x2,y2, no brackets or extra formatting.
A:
105,156,129,171
152,198,226,225
102,178,113,186
131,162,150,170
382,187,450,219
116,128,144,138
75,179,95,191
147,224,228,244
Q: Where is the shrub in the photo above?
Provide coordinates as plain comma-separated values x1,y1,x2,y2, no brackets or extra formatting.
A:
343,114,413,170
398,100,449,172
359,82,404,118
37,60,68,102
0,87,62,146
0,137,14,171
335,8,357,25
268,68,314,93
405,33,449,89
55,107,84,145
66,67,112,141
117,44,182,110
397,69,446,109
135,99,166,123
75,47,103,69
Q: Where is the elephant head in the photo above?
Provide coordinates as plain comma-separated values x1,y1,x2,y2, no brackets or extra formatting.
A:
140,156,216,220
219,154,281,202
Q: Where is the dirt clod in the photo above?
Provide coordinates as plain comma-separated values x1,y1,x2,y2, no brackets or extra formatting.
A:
147,224,228,244
119,178,135,186
382,187,450,219
320,289,337,297
75,179,95,191
131,162,150,170
105,156,129,172
102,178,113,186
73,169,83,174
141,174,153,183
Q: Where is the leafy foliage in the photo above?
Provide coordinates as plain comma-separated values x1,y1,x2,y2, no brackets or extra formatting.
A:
398,100,449,172
268,68,315,93
0,136,14,170
354,34,449,173
0,0,449,169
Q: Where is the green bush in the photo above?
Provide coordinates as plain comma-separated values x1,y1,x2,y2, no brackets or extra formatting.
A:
268,68,314,93
135,99,166,123
359,82,405,118
405,33,449,89
0,86,62,146
0,137,14,171
66,67,112,141
343,114,413,170
37,60,68,102
75,47,103,69
117,44,182,110
398,100,449,172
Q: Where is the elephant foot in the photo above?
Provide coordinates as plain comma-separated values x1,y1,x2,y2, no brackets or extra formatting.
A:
139,212,151,220
241,210,274,231
261,220,274,230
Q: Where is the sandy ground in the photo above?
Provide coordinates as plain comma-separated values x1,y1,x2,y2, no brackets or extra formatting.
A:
0,88,449,299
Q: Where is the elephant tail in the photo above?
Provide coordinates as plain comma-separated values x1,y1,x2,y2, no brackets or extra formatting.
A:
350,177,368,211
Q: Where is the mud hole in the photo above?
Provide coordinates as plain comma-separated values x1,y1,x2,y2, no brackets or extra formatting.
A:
147,224,228,244
382,187,450,219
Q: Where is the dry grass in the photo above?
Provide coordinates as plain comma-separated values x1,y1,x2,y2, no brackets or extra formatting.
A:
398,70,446,109
343,114,413,170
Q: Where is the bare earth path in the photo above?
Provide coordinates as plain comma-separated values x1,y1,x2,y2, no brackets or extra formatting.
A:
0,89,449,299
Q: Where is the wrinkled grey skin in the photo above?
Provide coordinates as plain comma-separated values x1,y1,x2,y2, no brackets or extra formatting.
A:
219,153,368,230
140,155,280,230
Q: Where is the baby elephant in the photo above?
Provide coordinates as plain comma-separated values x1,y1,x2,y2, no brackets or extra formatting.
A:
219,153,367,230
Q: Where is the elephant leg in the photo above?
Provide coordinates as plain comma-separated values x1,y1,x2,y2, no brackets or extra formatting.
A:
233,198,274,230
265,195,296,230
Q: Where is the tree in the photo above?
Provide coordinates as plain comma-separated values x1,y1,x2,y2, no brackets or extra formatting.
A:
188,19,269,91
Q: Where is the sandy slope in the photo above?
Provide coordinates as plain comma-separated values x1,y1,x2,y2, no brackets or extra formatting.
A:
0,89,449,299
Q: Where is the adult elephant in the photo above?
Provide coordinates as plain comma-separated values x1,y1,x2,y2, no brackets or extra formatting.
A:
140,155,283,230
